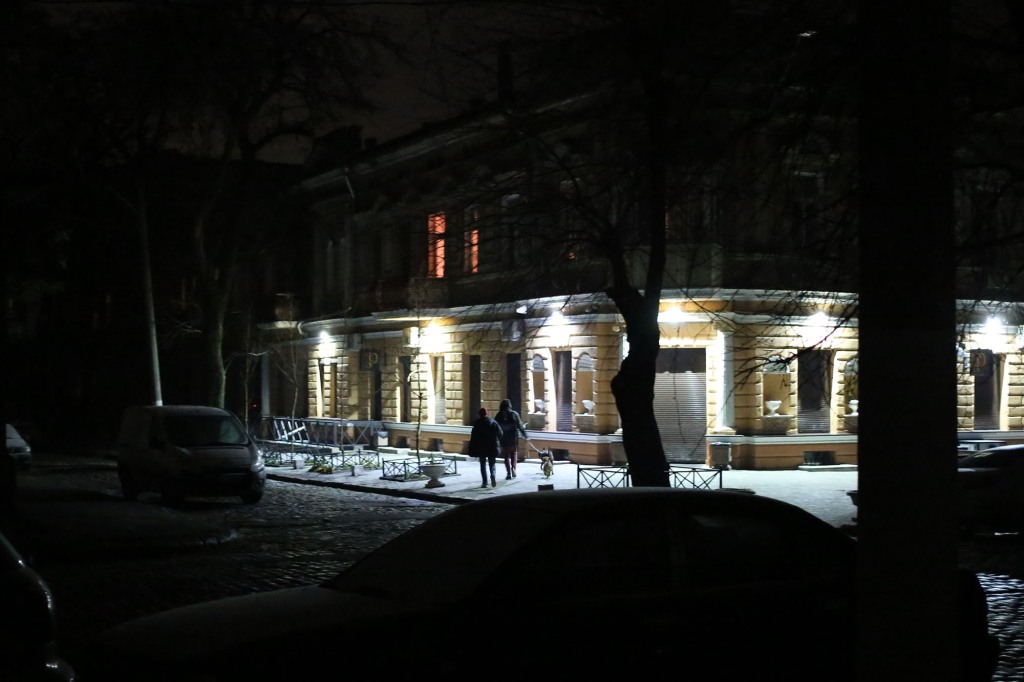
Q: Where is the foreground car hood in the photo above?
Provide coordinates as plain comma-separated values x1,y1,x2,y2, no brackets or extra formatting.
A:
98,585,383,662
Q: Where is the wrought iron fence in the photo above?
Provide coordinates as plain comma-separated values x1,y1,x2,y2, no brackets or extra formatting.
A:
258,416,384,447
576,464,724,490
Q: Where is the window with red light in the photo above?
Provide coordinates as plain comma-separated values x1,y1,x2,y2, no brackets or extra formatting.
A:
464,207,480,274
428,212,446,278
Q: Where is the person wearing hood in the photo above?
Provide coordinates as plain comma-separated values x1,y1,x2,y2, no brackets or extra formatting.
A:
494,398,529,480
468,407,502,488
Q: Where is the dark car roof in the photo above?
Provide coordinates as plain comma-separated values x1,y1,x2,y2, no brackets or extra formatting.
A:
458,485,805,515
958,443,1024,468
462,487,852,538
328,486,855,602
125,405,234,416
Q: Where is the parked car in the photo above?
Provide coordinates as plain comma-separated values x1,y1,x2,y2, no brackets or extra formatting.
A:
6,423,33,468
84,488,999,681
957,443,1024,533
0,532,77,681
115,406,265,505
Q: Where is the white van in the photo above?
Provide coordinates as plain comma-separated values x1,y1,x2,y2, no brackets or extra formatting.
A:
116,405,265,505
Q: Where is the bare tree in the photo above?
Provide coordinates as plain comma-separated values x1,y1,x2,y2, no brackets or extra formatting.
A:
10,1,399,410
396,0,858,483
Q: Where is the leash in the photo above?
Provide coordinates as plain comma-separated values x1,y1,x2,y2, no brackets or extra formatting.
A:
524,439,544,454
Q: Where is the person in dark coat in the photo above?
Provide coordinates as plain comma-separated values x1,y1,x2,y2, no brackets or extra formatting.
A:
494,398,529,480
468,407,502,488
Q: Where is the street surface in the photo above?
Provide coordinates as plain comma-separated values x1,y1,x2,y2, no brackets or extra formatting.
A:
10,464,449,670
6,460,1024,680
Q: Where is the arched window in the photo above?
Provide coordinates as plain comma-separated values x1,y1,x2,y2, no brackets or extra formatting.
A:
531,354,547,412
576,353,596,414
843,356,859,404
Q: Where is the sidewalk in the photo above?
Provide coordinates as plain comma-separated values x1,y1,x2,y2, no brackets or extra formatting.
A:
264,455,860,529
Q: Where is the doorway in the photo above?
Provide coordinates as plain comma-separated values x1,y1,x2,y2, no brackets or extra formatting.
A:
653,348,708,463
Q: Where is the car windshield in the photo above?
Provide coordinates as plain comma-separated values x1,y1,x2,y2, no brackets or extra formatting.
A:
161,414,248,447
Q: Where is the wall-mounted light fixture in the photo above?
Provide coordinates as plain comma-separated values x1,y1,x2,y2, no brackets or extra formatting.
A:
658,307,687,323
977,316,1006,352
799,312,833,348
317,331,337,359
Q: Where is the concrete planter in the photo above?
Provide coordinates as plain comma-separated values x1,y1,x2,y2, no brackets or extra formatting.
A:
419,462,447,488
760,415,794,435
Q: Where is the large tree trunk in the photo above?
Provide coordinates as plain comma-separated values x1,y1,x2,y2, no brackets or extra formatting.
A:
201,286,229,408
857,1,958,679
608,29,670,488
610,289,669,487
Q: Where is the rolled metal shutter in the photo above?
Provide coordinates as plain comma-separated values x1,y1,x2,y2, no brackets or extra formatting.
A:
654,349,708,463
555,351,573,432
797,349,832,434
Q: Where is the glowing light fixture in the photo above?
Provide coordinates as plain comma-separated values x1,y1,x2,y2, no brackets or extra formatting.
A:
982,316,1003,334
807,312,829,327
800,312,833,347
978,316,1005,351
317,331,337,360
658,308,686,323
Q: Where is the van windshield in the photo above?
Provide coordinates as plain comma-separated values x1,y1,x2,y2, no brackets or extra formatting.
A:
162,414,249,447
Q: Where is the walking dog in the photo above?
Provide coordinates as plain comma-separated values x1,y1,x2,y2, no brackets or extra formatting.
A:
539,450,554,478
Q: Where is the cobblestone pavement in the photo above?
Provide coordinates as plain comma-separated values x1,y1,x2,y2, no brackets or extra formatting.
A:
8,458,1024,681
12,466,450,669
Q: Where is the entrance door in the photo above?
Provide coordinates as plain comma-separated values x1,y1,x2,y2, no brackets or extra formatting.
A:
372,364,382,421
797,349,832,434
467,355,481,424
432,355,446,424
400,356,412,423
506,353,523,416
553,351,573,432
653,348,708,463
973,350,1002,430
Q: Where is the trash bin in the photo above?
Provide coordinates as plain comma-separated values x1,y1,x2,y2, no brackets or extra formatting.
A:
376,431,389,448
708,442,732,470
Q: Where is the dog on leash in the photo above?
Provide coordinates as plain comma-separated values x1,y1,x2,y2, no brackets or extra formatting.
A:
540,451,554,478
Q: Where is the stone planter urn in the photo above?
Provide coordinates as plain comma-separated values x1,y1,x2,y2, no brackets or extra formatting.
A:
761,414,794,434
844,400,859,433
574,414,597,433
761,400,793,434
419,462,447,488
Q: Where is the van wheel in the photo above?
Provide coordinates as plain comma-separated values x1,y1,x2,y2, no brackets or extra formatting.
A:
240,490,263,504
118,464,139,501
